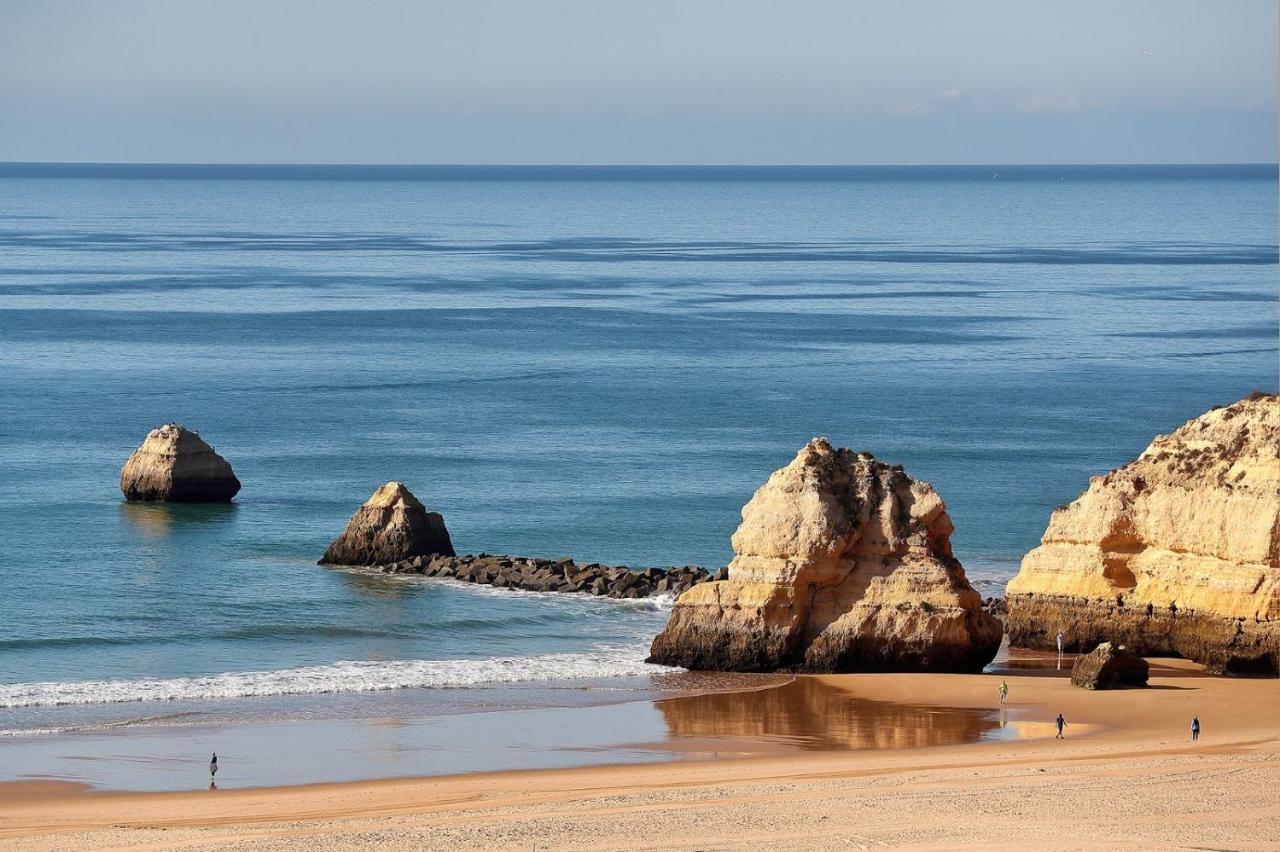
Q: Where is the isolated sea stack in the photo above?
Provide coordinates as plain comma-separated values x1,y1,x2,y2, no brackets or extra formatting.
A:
648,439,1003,673
321,481,455,566
119,423,241,502
1006,393,1280,675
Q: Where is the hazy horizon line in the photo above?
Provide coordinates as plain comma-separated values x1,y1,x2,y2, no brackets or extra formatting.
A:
3,160,1277,168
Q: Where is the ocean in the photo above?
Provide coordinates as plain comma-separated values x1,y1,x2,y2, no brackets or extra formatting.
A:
0,164,1276,745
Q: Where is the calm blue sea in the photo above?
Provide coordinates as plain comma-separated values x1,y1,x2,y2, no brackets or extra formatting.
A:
0,164,1275,733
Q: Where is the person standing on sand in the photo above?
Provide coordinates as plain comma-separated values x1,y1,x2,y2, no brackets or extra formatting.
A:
210,752,218,779
1056,631,1065,656
1055,714,1067,739
1191,717,1200,742
998,680,1008,705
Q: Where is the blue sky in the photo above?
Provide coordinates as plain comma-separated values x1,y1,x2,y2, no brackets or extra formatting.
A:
1,0,1275,164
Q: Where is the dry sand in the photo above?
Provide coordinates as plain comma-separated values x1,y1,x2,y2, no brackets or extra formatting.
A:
1,660,1277,851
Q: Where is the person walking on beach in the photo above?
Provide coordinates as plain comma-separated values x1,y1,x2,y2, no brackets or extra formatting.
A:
1191,717,1200,742
998,680,1008,705
1055,713,1067,739
209,752,218,780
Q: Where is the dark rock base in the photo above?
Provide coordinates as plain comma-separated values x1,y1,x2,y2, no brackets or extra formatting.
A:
370,553,724,600
122,478,241,503
1007,594,1279,676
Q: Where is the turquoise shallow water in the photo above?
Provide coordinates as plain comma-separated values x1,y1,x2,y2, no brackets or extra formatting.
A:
0,165,1275,730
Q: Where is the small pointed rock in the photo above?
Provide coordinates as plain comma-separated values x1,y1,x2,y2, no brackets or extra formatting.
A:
321,481,455,566
119,423,241,502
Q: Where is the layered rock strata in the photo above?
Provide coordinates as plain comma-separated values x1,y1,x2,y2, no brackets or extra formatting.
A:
119,423,241,502
1070,642,1149,690
321,481,455,565
648,438,1003,673
377,553,719,599
1007,393,1280,675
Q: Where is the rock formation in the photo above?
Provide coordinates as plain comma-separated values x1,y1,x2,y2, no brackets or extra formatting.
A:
321,481,455,565
1070,642,1149,690
1007,393,1279,675
119,423,241,502
648,438,1003,673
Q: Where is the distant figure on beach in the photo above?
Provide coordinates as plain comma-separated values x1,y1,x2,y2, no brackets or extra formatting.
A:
998,680,1008,704
210,752,218,779
1056,631,1065,656
1191,717,1200,742
1055,714,1067,739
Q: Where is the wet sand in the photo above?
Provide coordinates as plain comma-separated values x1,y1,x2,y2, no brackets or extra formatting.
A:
0,674,1016,791
1,661,1277,850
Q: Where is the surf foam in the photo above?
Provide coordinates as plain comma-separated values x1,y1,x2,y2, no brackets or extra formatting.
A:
0,645,667,709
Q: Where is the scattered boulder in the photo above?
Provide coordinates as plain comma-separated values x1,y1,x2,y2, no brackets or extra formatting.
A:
1071,642,1149,689
321,481,455,566
647,438,1004,673
119,423,241,502
1007,394,1280,675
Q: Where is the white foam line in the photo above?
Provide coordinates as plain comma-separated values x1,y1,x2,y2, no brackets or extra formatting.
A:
0,645,669,709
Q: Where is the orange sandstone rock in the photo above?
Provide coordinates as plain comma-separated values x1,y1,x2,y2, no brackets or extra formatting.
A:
1007,393,1280,674
321,481,455,566
648,439,1002,673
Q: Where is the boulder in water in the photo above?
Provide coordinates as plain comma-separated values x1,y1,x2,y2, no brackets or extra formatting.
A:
648,438,1003,673
321,481,455,566
119,423,241,502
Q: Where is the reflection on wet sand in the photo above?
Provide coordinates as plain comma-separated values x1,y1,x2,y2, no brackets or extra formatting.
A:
657,676,1009,751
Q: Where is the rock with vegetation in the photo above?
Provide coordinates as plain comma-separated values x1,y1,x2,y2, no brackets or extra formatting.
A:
647,438,1003,673
321,481,455,566
119,423,241,502
1006,393,1280,675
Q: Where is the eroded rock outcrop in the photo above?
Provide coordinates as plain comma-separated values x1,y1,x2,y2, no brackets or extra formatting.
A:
119,423,241,502
1070,642,1149,690
648,439,1003,673
1007,393,1280,675
321,481,455,566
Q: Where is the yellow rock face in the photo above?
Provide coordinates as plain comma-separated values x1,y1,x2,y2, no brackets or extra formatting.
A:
648,439,1002,673
1007,393,1280,674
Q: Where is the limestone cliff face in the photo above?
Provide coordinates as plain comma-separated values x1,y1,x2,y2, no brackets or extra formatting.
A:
648,439,1002,673
321,481,455,566
1007,393,1280,674
119,424,241,502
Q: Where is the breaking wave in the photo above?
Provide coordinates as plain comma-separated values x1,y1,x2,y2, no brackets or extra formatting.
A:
0,646,665,709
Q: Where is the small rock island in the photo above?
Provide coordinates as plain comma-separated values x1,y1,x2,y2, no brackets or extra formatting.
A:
321,481,455,566
648,438,1003,673
119,423,241,502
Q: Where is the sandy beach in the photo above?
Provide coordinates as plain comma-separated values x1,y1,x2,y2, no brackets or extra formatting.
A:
2,659,1276,851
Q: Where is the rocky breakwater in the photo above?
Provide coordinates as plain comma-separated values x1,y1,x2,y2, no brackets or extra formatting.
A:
120,423,241,502
377,553,720,599
1006,393,1280,675
321,481,455,566
648,438,1003,673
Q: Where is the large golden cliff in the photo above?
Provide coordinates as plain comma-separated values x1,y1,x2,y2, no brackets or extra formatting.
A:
1007,393,1280,674
648,439,1002,673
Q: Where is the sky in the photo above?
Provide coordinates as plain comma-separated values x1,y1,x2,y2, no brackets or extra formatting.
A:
1,0,1276,164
